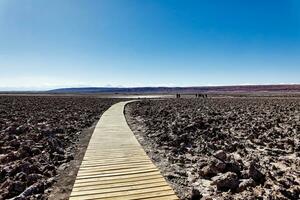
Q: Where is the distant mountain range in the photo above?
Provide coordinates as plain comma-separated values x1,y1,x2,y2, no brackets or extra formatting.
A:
49,84,300,94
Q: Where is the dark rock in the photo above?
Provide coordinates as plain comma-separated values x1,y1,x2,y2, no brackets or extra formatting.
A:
0,168,7,183
0,146,14,154
3,180,26,197
9,139,21,148
16,125,29,134
42,164,56,172
14,172,27,182
12,181,26,194
14,181,45,198
199,165,218,177
213,150,227,161
13,161,42,177
248,162,265,183
27,173,44,185
17,146,32,158
45,177,56,187
55,147,65,155
225,160,242,176
0,152,17,164
212,159,226,172
31,148,41,155
191,188,202,200
199,158,226,177
280,186,300,200
58,163,69,171
212,172,239,191
165,172,180,180
237,178,256,192
52,152,65,161
6,125,17,134
65,154,74,162
240,170,249,179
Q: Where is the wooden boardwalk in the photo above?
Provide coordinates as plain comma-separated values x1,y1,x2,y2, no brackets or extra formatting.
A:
70,101,178,200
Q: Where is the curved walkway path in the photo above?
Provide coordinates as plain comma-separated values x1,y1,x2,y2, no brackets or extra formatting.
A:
70,101,178,200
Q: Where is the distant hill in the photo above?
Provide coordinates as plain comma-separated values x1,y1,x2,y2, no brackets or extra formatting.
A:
48,85,300,94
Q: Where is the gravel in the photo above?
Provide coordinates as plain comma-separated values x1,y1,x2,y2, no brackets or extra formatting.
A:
0,96,121,199
126,97,300,199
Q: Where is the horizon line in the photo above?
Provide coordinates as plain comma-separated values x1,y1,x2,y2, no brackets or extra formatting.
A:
0,83,300,92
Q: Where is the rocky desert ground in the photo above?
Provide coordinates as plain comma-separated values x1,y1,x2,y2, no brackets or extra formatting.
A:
126,97,300,200
0,96,121,199
1,95,299,200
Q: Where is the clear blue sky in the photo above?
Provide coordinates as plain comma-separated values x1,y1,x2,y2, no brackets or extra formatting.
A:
0,0,300,90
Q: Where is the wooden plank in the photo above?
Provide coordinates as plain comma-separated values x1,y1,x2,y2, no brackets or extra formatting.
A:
79,161,152,169
76,169,159,180
80,161,152,168
70,101,177,199
77,165,155,174
73,179,167,191
76,167,158,177
74,171,162,184
70,190,176,200
70,186,173,199
71,183,169,196
73,176,165,188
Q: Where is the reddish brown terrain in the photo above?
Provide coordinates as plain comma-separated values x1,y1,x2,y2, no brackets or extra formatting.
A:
126,97,300,199
0,96,121,199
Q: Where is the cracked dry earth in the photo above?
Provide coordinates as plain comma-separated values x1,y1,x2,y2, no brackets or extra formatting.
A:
125,97,300,200
0,96,122,200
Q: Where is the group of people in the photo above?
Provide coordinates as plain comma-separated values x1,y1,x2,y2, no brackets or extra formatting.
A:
176,94,181,98
195,93,208,98
175,93,208,98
